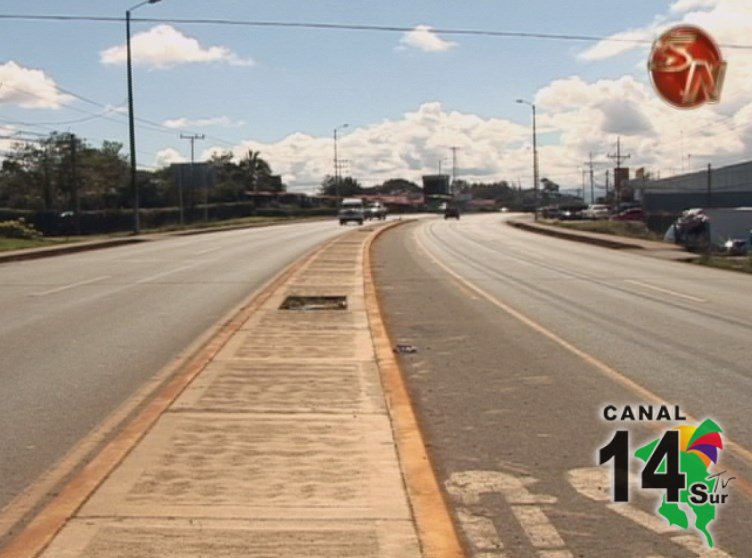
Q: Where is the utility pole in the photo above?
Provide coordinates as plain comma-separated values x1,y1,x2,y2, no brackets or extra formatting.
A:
70,133,81,235
586,152,595,204
450,146,459,195
605,169,610,201
333,123,348,198
608,137,630,205
180,133,205,220
581,169,586,200
707,163,712,208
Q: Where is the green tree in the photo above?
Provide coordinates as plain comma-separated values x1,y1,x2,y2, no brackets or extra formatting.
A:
240,150,272,195
319,175,363,197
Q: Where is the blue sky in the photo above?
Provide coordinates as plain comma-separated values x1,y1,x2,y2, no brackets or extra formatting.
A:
1,1,751,193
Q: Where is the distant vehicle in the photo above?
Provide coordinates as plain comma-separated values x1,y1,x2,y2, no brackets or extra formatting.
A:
724,238,748,256
582,204,610,220
338,198,365,225
444,206,460,220
560,207,586,220
611,207,645,221
364,202,387,221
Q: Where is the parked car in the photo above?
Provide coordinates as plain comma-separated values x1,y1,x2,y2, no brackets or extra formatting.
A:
611,207,645,221
338,198,365,225
364,202,387,221
582,204,610,220
444,206,460,220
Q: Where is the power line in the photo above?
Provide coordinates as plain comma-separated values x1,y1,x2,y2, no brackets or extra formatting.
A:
1,14,751,50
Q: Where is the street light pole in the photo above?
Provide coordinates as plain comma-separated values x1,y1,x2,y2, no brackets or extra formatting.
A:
333,123,348,198
516,99,539,221
127,0,163,234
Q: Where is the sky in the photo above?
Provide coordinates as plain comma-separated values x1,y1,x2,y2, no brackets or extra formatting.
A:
1,0,752,195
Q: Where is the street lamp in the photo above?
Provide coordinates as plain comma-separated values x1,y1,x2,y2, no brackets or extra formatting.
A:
127,0,162,234
516,98,539,221
333,123,348,198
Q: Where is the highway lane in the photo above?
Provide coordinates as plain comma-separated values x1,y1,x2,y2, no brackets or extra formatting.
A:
415,214,752,442
0,220,351,511
374,214,752,557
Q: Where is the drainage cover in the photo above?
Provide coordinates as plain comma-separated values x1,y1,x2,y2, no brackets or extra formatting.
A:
279,295,347,311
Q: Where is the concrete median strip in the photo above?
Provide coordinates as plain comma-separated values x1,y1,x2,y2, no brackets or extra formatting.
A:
2,221,458,557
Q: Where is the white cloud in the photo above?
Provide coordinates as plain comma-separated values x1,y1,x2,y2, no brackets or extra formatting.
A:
154,147,186,168
100,25,253,69
398,25,457,52
198,102,527,193
0,61,72,109
162,116,245,129
578,27,657,61
670,0,720,13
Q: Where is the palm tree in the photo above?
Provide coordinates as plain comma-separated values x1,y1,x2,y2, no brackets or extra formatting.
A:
241,150,271,195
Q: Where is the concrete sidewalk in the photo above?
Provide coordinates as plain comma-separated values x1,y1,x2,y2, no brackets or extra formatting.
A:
13,224,428,557
508,218,699,262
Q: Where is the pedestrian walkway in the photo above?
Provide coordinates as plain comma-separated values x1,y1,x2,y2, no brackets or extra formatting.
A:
508,218,698,262
15,224,426,557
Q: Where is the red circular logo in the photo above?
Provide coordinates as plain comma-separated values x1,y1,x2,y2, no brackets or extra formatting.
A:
649,25,726,109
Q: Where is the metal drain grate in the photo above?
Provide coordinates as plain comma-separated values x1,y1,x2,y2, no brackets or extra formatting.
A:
279,295,347,311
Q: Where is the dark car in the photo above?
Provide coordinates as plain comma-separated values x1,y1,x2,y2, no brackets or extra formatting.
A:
444,206,460,220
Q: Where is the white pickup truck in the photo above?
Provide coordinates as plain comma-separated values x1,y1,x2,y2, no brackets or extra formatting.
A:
338,198,365,225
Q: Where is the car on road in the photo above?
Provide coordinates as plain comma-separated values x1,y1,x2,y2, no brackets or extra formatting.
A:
582,204,610,220
444,206,460,220
365,202,387,221
610,207,645,221
338,198,365,225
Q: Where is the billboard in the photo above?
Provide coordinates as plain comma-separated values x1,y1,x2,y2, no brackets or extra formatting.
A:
172,163,216,189
422,174,451,197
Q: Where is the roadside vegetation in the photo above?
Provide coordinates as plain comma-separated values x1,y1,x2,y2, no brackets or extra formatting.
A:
696,254,752,274
543,219,662,241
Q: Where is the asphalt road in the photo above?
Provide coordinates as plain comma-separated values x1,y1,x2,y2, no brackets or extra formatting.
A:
0,220,352,511
373,214,752,557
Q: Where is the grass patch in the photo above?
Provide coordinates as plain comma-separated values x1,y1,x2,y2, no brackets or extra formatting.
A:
152,214,327,233
695,254,752,274
544,219,662,241
0,237,71,252
0,215,331,253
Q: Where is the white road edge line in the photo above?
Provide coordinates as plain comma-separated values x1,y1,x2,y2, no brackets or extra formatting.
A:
414,231,752,471
135,264,195,285
624,279,707,303
30,275,110,297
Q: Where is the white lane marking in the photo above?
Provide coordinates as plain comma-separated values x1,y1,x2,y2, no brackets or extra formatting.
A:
456,507,505,554
539,551,575,558
196,246,222,256
446,470,556,505
446,471,570,556
568,467,680,534
568,468,733,556
134,264,195,285
30,275,110,297
624,279,707,303
415,231,752,473
511,506,570,553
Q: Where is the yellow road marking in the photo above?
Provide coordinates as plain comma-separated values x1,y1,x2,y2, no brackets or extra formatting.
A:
366,222,465,558
414,232,752,500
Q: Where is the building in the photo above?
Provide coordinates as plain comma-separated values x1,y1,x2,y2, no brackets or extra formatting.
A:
631,160,752,214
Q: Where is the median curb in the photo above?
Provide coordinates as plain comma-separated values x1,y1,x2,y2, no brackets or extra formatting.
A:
0,217,332,265
0,238,148,264
1,219,447,558
507,218,699,261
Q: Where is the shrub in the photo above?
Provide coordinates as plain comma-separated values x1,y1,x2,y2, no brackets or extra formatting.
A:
0,219,42,239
